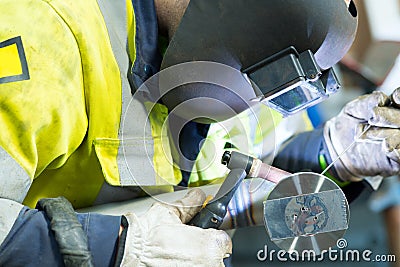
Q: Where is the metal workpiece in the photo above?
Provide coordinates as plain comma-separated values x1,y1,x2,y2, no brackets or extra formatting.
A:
264,172,349,254
265,189,347,239
222,150,290,184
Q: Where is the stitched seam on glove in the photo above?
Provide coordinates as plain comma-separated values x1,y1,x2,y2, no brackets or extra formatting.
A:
120,213,143,267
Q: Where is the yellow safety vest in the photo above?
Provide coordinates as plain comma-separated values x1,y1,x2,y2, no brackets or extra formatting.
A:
0,0,312,209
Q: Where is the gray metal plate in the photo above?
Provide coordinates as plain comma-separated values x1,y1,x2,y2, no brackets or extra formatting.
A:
263,172,349,254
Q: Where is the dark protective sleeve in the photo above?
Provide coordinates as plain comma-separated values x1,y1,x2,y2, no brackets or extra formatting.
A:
0,206,121,267
178,121,211,187
273,127,370,203
273,128,325,174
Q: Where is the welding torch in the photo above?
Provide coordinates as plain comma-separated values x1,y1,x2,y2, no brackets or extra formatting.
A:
189,151,289,229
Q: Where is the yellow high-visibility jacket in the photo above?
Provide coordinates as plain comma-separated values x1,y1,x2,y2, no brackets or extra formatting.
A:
0,0,312,246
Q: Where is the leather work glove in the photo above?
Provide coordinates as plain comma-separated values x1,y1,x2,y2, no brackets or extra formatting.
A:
120,188,232,267
324,88,400,182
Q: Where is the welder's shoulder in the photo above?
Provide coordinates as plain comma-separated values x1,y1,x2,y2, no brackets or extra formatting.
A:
0,0,91,177
0,0,87,101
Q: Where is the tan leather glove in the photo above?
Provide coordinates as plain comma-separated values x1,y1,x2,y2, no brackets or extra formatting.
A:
324,88,400,182
120,188,232,267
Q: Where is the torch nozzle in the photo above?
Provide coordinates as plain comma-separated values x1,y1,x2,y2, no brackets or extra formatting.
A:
222,151,290,184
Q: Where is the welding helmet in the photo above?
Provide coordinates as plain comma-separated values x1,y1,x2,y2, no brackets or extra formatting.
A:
159,0,358,122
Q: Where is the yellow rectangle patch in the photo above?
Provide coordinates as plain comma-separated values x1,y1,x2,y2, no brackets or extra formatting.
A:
0,43,23,78
0,36,29,83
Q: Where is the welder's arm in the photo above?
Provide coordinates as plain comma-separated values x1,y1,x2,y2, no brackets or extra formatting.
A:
273,128,326,175
274,89,400,200
1,191,232,267
0,200,121,267
273,127,370,202
323,89,400,182
274,90,400,177
0,146,121,266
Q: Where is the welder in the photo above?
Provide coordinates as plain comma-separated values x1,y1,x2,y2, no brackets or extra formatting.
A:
1,0,398,266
